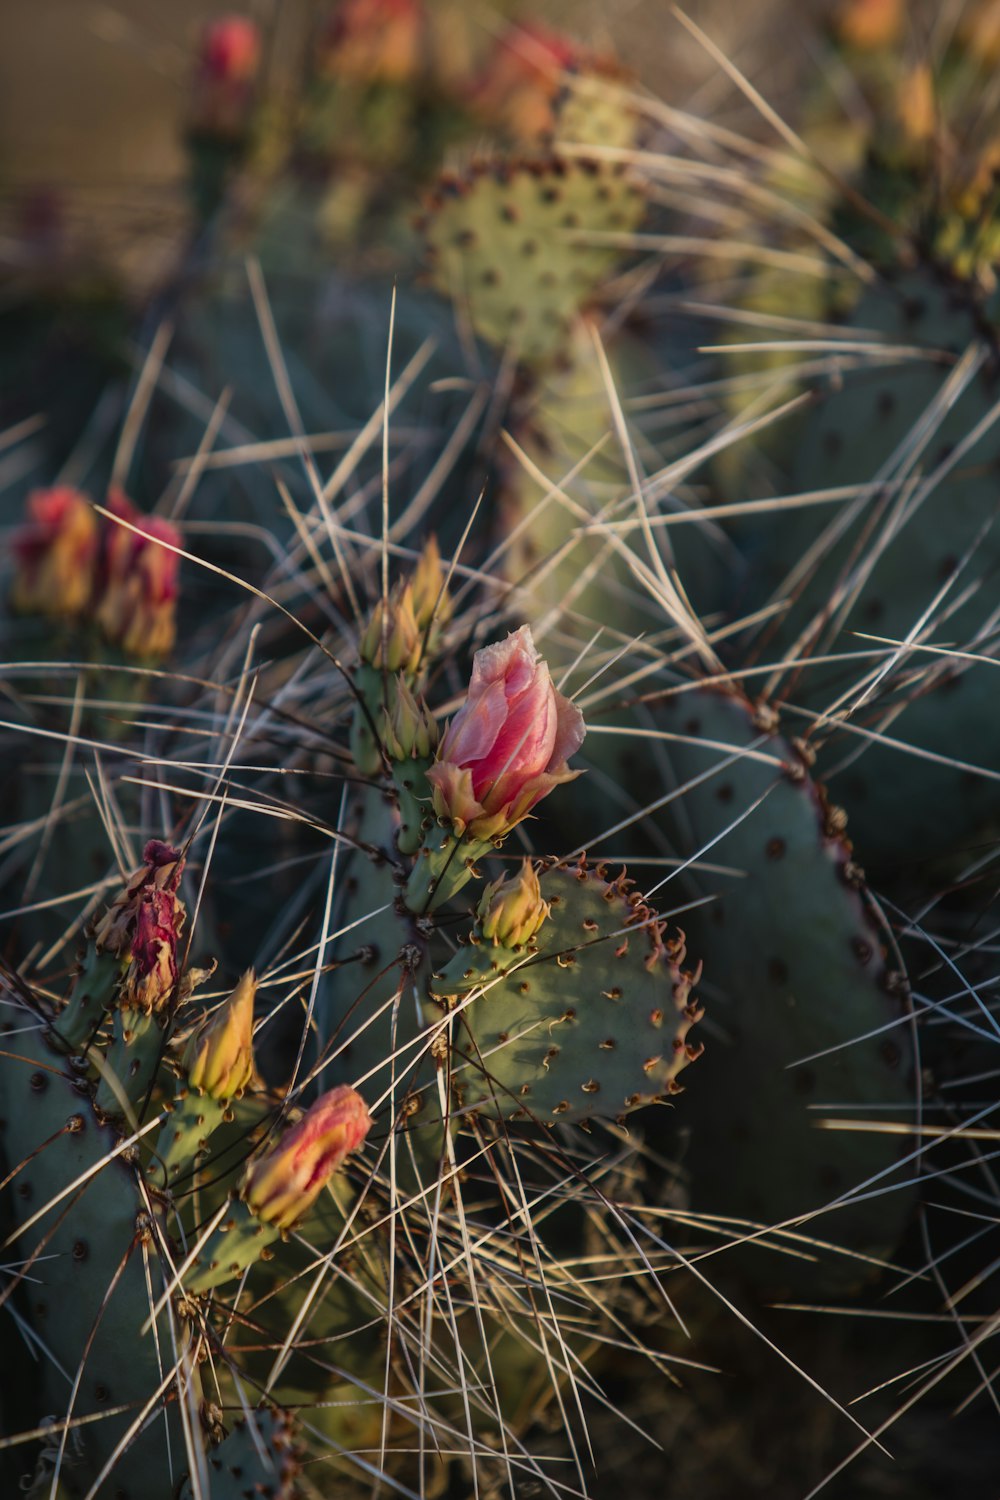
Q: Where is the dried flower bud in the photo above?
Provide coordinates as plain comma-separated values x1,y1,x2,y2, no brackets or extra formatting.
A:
427,625,585,840
11,487,99,618
184,970,257,1100
94,491,180,659
477,861,549,949
241,1086,371,1230
382,679,439,762
358,582,422,674
94,840,186,1013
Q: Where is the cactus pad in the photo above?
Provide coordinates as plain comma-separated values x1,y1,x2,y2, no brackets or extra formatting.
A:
431,859,703,1123
421,156,646,365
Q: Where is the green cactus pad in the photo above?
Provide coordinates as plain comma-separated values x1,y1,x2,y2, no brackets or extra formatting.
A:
648,684,915,1290
0,1016,187,1499
421,156,646,365
430,860,703,1123
747,270,1000,864
180,1408,298,1500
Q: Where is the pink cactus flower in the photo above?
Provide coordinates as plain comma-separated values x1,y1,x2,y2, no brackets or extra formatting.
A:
94,491,180,659
10,487,99,618
426,625,585,840
241,1086,372,1230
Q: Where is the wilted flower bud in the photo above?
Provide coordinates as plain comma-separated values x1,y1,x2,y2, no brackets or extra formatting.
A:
94,491,180,659
11,487,99,618
184,970,256,1100
409,534,451,634
318,0,423,84
382,678,439,762
241,1085,371,1230
94,840,186,1013
477,860,549,949
426,625,585,840
358,582,422,674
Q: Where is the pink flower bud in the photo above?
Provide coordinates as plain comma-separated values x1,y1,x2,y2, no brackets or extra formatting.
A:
94,841,186,1013
241,1086,372,1230
191,14,261,137
95,491,180,659
201,15,261,81
10,487,99,618
426,625,585,840
184,970,257,1100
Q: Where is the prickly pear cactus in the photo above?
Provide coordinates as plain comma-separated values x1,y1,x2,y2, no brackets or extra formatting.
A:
421,156,646,365
432,858,703,1123
179,1409,299,1500
647,683,916,1289
741,270,1000,865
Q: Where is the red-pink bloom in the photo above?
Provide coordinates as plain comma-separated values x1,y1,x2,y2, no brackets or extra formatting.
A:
11,487,99,618
94,840,186,1013
241,1086,372,1229
95,491,180,659
201,14,261,80
191,14,260,137
426,625,585,840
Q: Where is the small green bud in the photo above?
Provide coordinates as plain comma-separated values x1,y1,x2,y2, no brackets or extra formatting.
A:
183,969,256,1100
358,583,422,673
478,860,550,949
410,533,451,634
382,679,440,762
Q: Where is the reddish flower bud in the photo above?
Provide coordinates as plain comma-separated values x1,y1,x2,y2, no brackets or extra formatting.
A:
184,970,257,1100
318,0,423,83
191,14,261,137
241,1086,372,1230
10,487,99,618
468,22,582,138
94,841,186,1013
426,625,585,840
95,491,180,659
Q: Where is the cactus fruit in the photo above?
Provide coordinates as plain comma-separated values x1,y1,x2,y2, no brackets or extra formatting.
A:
431,857,703,1124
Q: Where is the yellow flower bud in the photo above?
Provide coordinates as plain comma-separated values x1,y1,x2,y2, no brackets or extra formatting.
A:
184,970,257,1100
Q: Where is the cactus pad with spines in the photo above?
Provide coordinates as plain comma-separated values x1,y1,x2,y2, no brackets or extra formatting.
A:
431,859,704,1123
180,1408,299,1500
647,683,915,1288
744,270,1000,864
421,156,646,365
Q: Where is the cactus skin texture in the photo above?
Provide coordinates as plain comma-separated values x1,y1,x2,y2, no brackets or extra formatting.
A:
645,683,915,1291
179,1408,299,1500
421,156,646,366
0,1013,188,1499
742,270,1000,866
431,859,703,1124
